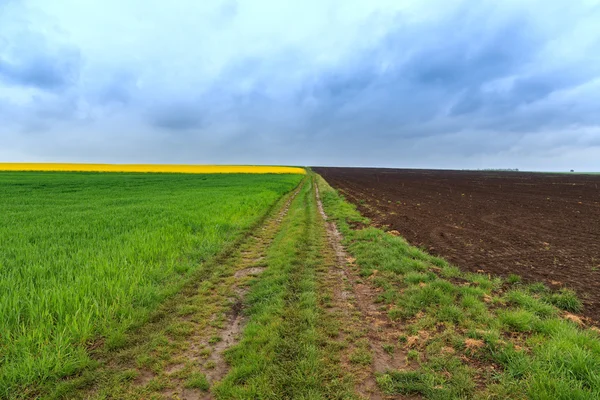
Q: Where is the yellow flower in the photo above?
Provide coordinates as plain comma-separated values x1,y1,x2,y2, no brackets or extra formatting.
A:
0,163,305,175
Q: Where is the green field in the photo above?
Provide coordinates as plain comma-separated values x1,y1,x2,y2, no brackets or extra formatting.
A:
0,172,302,396
2,171,600,400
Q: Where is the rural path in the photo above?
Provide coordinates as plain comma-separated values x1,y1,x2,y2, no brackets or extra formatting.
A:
150,181,304,399
315,178,418,400
75,175,413,399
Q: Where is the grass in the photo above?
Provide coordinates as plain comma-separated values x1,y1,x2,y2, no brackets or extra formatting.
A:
0,171,302,397
185,372,210,390
315,174,600,399
545,288,583,313
214,178,354,399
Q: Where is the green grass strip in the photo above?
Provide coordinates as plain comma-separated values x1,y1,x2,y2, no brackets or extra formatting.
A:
214,178,352,399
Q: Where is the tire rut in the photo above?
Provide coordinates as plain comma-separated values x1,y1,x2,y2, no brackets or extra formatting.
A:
315,180,419,400
195,182,303,397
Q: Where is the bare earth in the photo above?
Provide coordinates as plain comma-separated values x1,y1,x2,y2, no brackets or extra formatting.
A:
315,168,600,322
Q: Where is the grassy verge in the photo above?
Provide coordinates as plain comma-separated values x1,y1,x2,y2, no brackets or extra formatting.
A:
316,174,600,399
0,172,302,398
214,178,355,399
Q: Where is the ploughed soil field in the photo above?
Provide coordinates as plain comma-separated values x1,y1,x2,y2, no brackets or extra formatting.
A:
315,167,600,321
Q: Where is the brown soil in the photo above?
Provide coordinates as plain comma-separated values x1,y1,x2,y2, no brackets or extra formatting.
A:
314,168,600,321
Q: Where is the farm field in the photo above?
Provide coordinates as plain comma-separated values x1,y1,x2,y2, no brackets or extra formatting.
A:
314,167,600,322
0,163,305,175
0,171,302,396
2,169,600,400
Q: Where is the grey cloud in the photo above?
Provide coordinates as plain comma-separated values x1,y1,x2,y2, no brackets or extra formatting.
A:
0,33,81,92
1,0,599,171
92,71,138,106
148,101,205,131
299,1,600,147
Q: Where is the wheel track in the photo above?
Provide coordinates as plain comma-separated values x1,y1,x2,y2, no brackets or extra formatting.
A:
315,178,419,400
167,181,304,400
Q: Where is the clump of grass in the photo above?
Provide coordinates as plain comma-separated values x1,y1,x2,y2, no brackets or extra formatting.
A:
377,371,428,395
507,274,523,284
185,372,210,391
166,321,195,339
208,335,222,344
382,344,395,355
466,273,500,291
117,369,138,382
406,350,420,361
404,271,435,285
436,304,465,324
440,265,462,278
489,344,532,380
105,330,128,351
544,288,583,313
349,349,373,365
504,289,556,318
499,309,539,332
528,282,548,294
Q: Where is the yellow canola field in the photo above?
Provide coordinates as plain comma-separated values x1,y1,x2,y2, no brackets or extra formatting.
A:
0,163,306,174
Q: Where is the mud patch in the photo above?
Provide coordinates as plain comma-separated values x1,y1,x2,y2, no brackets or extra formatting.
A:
233,267,265,279
203,300,245,384
134,369,155,386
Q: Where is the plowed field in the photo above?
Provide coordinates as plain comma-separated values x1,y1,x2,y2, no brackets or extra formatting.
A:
315,167,600,321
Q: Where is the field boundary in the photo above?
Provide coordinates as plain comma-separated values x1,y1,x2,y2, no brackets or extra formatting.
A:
315,178,419,399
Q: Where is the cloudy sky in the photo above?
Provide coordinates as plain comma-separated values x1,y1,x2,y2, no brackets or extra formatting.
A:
1,0,599,170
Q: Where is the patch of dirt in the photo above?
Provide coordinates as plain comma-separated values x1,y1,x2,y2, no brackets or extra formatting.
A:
315,167,600,322
315,181,419,400
165,363,185,375
181,388,202,400
464,338,485,350
203,299,245,385
134,369,155,386
233,267,265,279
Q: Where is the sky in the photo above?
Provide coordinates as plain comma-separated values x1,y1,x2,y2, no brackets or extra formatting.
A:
1,0,599,170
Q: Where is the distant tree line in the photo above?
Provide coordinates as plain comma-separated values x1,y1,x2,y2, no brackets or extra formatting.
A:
471,168,520,172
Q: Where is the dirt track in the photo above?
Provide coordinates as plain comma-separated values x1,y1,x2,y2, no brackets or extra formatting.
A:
314,167,600,321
